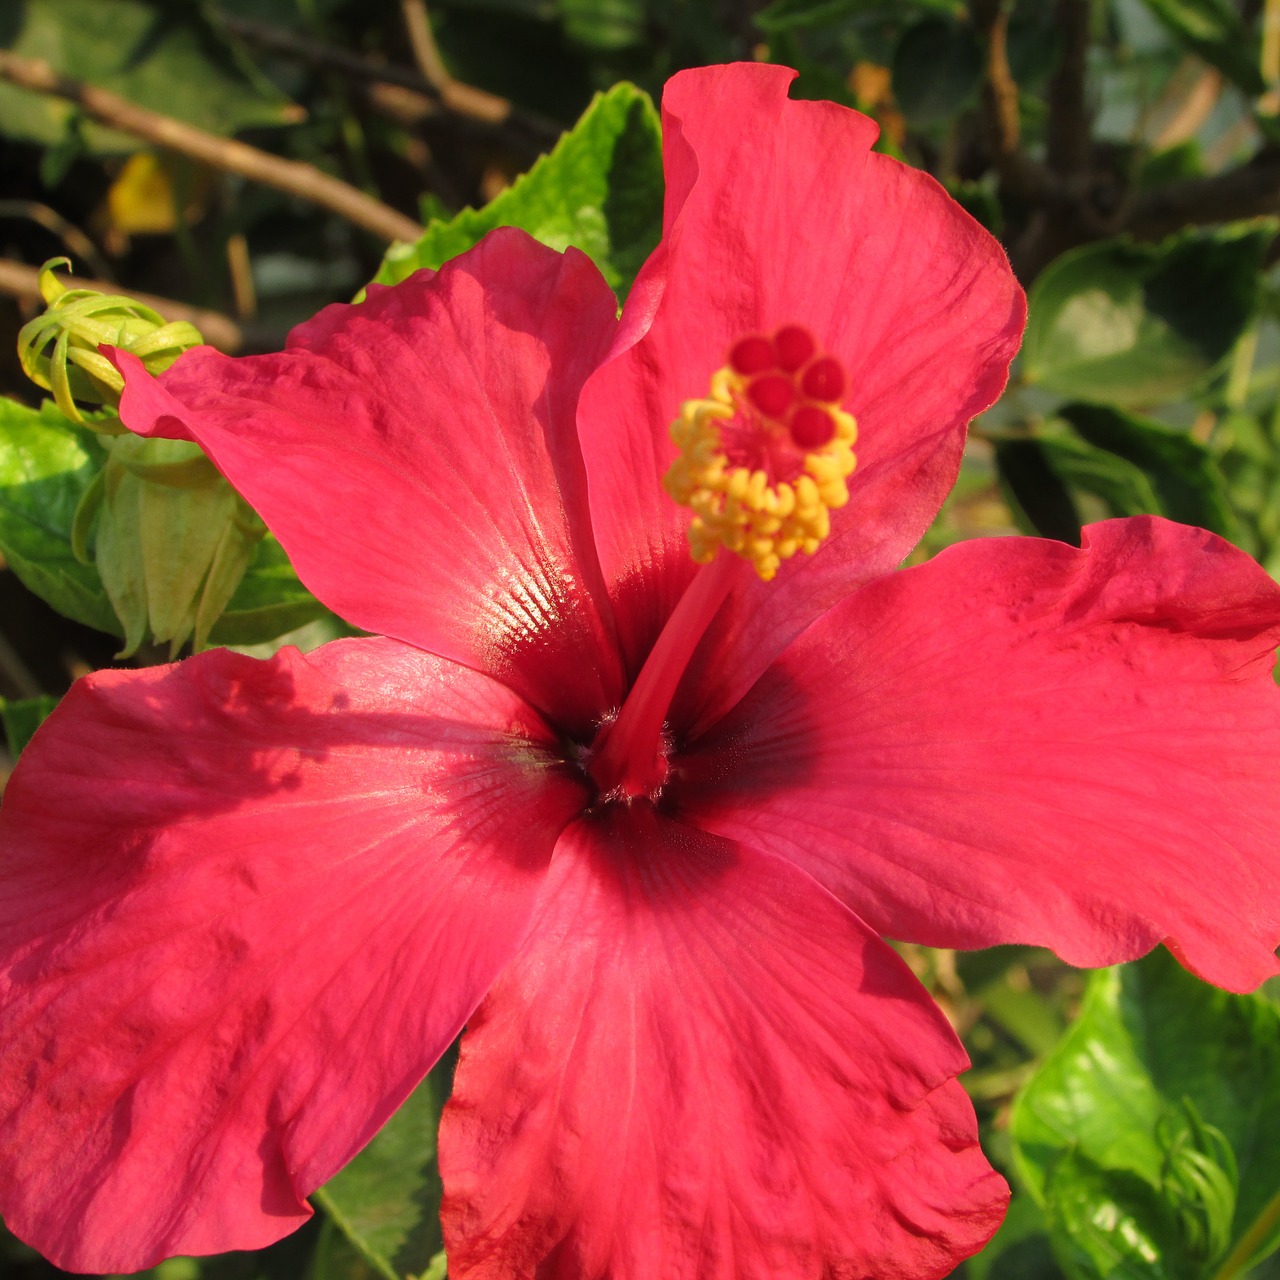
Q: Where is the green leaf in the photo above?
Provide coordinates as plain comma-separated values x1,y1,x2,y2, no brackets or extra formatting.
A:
0,0,297,154
1139,141,1205,189
892,18,984,124
1022,225,1274,407
0,695,59,758
314,1055,454,1280
1056,403,1239,538
0,397,119,636
370,80,662,299
1011,949,1280,1279
1137,0,1266,96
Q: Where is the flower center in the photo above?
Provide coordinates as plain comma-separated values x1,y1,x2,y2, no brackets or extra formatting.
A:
586,325,854,803
587,552,739,802
662,324,857,582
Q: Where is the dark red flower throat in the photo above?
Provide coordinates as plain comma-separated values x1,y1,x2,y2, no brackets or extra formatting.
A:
587,553,739,800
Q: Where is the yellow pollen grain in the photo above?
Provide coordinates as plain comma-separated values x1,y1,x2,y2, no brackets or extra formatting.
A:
662,366,857,582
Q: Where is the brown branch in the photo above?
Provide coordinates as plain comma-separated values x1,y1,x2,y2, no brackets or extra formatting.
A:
970,0,1054,204
0,49,422,244
977,1,1020,155
401,0,453,91
1125,155,1280,237
0,200,114,279
1046,0,1091,178
400,0,514,127
215,11,560,150
0,259,244,353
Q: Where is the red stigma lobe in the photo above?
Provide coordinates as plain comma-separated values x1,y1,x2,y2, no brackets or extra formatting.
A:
730,336,776,376
790,406,836,448
774,326,817,372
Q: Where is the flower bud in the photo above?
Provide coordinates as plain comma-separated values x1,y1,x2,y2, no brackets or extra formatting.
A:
17,259,204,429
17,261,263,657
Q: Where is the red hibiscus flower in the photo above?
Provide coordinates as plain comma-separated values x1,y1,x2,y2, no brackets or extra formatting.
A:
3,63,1279,1279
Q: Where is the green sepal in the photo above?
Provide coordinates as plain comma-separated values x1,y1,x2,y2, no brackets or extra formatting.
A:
0,393,332,650
207,534,334,649
94,436,266,659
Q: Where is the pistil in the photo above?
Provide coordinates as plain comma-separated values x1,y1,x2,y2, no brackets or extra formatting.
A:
588,324,855,803
588,552,739,799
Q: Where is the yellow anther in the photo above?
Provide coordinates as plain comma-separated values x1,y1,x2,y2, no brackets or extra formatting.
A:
662,351,857,582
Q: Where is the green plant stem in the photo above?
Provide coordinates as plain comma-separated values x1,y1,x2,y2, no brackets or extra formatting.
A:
1210,1186,1280,1280
1225,326,1259,410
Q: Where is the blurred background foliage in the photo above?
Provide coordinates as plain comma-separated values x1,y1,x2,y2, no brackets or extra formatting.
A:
3,0,1280,1277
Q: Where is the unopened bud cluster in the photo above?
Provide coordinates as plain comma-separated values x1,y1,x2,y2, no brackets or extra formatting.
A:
16,261,262,657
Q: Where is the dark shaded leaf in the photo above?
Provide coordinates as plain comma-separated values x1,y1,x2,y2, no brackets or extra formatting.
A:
994,437,1083,543
0,694,59,758
1137,0,1266,95
1022,225,1274,407
892,17,983,124
754,0,963,31
1056,403,1239,538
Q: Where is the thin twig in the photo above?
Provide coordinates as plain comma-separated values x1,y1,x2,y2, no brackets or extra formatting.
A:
215,10,560,150
400,0,512,127
401,0,453,90
225,233,257,320
0,200,114,279
0,49,422,244
0,259,244,353
1046,0,1092,178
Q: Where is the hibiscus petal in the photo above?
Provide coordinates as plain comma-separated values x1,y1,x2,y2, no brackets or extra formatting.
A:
578,63,1024,724
0,637,586,1272
111,229,624,732
440,808,1006,1280
679,517,1280,992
